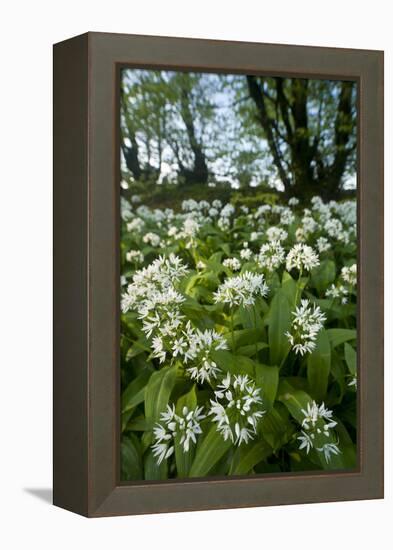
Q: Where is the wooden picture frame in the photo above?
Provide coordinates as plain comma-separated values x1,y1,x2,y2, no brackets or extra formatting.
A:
53,32,384,517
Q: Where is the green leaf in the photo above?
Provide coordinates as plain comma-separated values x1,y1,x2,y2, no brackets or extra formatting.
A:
121,366,153,413
230,439,272,475
225,328,267,350
307,328,331,401
344,343,357,375
277,379,312,424
255,364,279,410
281,271,297,304
310,260,336,294
259,404,294,451
268,290,292,366
211,350,255,376
327,329,356,348
145,365,177,425
189,425,231,477
144,449,168,480
121,435,143,480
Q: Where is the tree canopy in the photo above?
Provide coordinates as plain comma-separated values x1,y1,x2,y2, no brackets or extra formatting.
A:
120,69,357,201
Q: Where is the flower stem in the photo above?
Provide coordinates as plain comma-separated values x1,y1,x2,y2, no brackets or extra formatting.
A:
231,310,236,353
294,267,303,306
253,305,258,358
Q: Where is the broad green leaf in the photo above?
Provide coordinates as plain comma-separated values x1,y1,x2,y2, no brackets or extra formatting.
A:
211,350,255,376
327,329,356,348
230,439,272,475
255,364,279,410
121,435,143,480
307,328,331,401
225,328,267,350
310,260,336,294
277,379,312,424
121,366,153,413
259,404,294,451
281,271,297,304
344,343,357,375
268,290,292,366
189,425,231,477
144,365,177,425
144,449,168,480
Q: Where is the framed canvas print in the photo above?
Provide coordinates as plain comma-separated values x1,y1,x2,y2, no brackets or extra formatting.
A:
53,32,384,517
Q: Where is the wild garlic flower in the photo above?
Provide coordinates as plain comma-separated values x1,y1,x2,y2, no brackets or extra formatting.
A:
126,217,145,233
266,226,288,242
152,404,205,464
257,241,285,272
316,236,331,254
217,217,231,231
240,247,253,261
285,299,326,355
183,327,228,384
348,375,357,389
213,271,269,308
286,243,320,272
209,374,265,445
341,264,357,286
297,401,340,463
326,284,349,304
223,258,241,271
125,249,144,264
288,197,300,206
143,232,161,247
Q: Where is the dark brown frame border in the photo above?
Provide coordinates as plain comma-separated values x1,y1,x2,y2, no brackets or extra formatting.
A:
53,32,384,517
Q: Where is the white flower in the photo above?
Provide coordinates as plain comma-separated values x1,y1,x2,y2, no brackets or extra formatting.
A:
196,260,206,270
209,373,265,445
288,197,300,206
257,241,285,272
240,247,253,260
217,217,231,231
341,264,357,286
152,404,205,463
326,284,349,304
143,232,161,247
184,327,228,384
126,217,145,233
316,236,331,253
250,231,260,242
182,217,199,237
316,442,341,463
125,249,144,264
348,375,357,389
286,243,320,272
285,299,326,355
266,226,288,242
297,400,340,463
223,258,241,271
213,271,269,308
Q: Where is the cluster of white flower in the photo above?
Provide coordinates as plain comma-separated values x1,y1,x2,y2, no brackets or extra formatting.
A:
326,283,349,304
266,226,288,242
285,299,326,355
316,236,331,253
177,325,228,384
209,374,265,445
125,249,144,264
213,271,269,308
286,243,320,272
297,401,340,463
143,232,161,247
341,264,357,286
257,241,285,272
223,257,241,271
152,404,205,463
